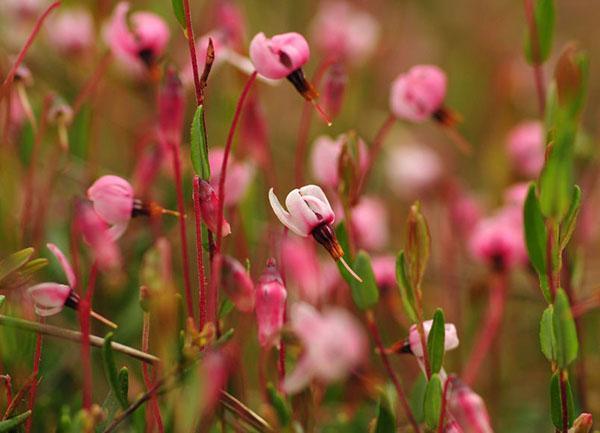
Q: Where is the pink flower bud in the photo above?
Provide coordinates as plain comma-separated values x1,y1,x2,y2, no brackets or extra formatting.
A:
321,63,348,120
351,197,389,251
222,256,255,313
570,413,593,433
215,0,246,49
310,134,368,189
390,65,447,122
281,236,325,304
196,179,232,236
200,350,229,414
310,1,380,65
371,255,397,291
249,32,310,80
283,302,366,394
158,68,184,143
255,259,287,348
409,320,459,358
104,2,169,71
46,9,94,56
448,381,494,433
208,149,254,206
386,144,443,199
506,121,545,178
87,175,134,240
76,203,122,271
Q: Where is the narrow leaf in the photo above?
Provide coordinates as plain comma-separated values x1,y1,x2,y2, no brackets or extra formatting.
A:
405,202,431,290
0,410,32,432
523,184,551,302
539,306,556,362
550,371,575,429
427,309,446,374
553,288,578,368
396,251,418,323
0,247,34,283
102,333,129,409
171,0,185,29
18,258,48,277
350,251,379,310
375,385,396,433
423,374,443,430
267,383,291,427
559,185,582,251
409,373,427,423
190,105,210,180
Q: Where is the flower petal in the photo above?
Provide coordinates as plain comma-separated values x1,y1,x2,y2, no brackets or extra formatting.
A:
47,243,76,288
268,188,307,236
285,189,320,234
28,283,71,310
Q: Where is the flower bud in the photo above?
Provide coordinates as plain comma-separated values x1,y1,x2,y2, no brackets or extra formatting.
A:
222,256,255,313
255,258,287,348
196,179,231,236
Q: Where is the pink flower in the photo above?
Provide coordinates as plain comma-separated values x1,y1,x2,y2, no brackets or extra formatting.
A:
76,203,122,271
351,197,389,251
46,9,94,55
215,0,246,49
158,68,184,144
469,207,527,271
310,134,368,189
209,149,254,206
448,381,494,433
570,413,593,433
503,183,529,209
3,0,45,20
27,243,76,317
249,32,310,80
283,302,366,394
310,1,379,65
321,63,348,120
386,144,443,199
444,420,465,433
371,255,397,291
196,179,232,236
104,2,169,71
408,320,460,358
255,259,287,348
87,175,134,240
390,65,447,122
221,256,255,313
450,190,482,237
200,350,230,414
506,121,545,178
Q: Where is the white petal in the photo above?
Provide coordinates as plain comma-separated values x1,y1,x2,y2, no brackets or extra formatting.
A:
299,185,333,210
285,189,320,234
268,188,307,236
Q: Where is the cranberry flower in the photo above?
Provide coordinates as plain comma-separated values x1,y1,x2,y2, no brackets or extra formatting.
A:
88,175,134,240
268,185,361,281
46,9,94,56
408,320,460,358
448,381,495,433
104,2,169,73
221,256,255,313
255,259,287,348
506,121,545,178
310,134,368,189
283,302,366,394
27,244,116,327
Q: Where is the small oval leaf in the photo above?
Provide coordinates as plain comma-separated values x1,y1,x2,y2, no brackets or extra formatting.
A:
396,251,418,323
190,105,210,180
423,374,443,430
0,248,34,283
553,288,578,368
350,251,379,310
540,306,556,362
427,309,446,374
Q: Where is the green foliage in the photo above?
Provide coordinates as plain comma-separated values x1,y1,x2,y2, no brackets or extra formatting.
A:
559,185,582,251
524,0,555,64
171,0,186,29
553,289,578,367
539,306,556,362
523,184,550,302
102,333,129,409
267,383,291,427
550,371,575,429
18,257,48,277
0,295,5,308
335,222,355,286
409,373,427,423
395,251,418,323
423,374,443,429
0,410,32,432
427,309,446,374
350,251,379,310
0,247,34,283
375,384,396,433
405,202,431,291
190,105,210,180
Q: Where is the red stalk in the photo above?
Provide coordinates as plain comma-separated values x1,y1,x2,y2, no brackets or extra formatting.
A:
142,313,164,433
25,328,43,433
80,262,98,409
182,0,202,106
0,375,12,407
193,177,208,331
0,2,61,103
278,307,287,389
437,375,454,433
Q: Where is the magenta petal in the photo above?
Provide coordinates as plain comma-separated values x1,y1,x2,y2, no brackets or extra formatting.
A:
28,282,71,313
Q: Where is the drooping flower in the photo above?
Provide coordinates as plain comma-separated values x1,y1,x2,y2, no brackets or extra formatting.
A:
283,302,366,394
506,121,545,178
104,2,169,73
46,9,94,56
408,320,460,358
76,203,122,272
386,143,443,199
351,197,389,251
87,175,134,240
209,149,254,206
221,255,255,313
196,179,232,236
249,32,310,80
310,134,368,189
269,185,361,281
448,381,495,433
255,259,287,348
390,65,447,122
310,1,380,65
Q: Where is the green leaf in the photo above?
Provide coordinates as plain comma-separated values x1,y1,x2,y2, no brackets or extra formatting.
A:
540,306,556,361
335,222,356,285
18,258,48,277
405,202,431,290
423,374,443,430
523,184,551,302
553,288,578,368
267,383,291,427
550,371,575,429
118,367,129,408
427,309,446,374
214,328,235,347
102,333,129,409
218,298,235,319
395,251,418,323
524,0,555,64
171,0,185,29
375,385,396,433
559,185,582,251
190,105,210,180
0,295,5,308
0,410,32,431
0,247,34,283
349,251,379,310
409,373,427,423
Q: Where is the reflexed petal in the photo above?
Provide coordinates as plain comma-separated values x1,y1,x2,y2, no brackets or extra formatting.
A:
28,283,71,309
47,243,76,288
268,188,306,236
285,189,320,233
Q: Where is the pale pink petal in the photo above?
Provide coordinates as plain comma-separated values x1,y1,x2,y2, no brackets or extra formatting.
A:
28,282,71,312
409,320,459,357
249,32,310,79
46,243,76,288
268,188,307,236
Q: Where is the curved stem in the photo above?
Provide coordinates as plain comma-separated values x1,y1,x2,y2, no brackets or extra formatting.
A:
25,328,43,433
182,0,202,105
80,262,98,409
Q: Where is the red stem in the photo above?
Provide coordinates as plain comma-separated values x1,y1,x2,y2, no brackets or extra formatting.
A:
80,262,98,409
462,270,507,386
25,328,43,433
559,369,569,433
0,375,12,407
142,313,164,433
524,0,546,115
0,1,61,102
182,0,202,105
365,311,421,433
193,177,208,331
278,307,287,390
437,375,454,433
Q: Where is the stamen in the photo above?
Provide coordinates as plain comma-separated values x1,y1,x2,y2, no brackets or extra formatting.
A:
90,310,118,329
311,100,332,126
161,208,182,218
338,256,362,282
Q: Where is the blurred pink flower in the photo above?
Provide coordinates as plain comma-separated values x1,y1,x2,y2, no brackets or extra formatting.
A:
310,134,368,189
503,182,529,209
570,413,593,433
209,149,254,206
310,1,380,65
200,350,229,414
409,320,459,358
255,259,287,348
390,65,447,122
506,121,545,178
469,207,527,271
196,179,231,236
3,0,45,20
76,203,122,271
240,94,270,167
87,175,134,240
450,190,482,237
386,144,443,199
104,2,169,72
321,63,348,120
215,0,246,49
448,381,494,433
46,9,94,55
27,243,77,317
444,420,465,433
249,32,310,80
222,255,255,313
158,68,185,144
283,302,366,394
351,197,389,251
371,255,396,290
